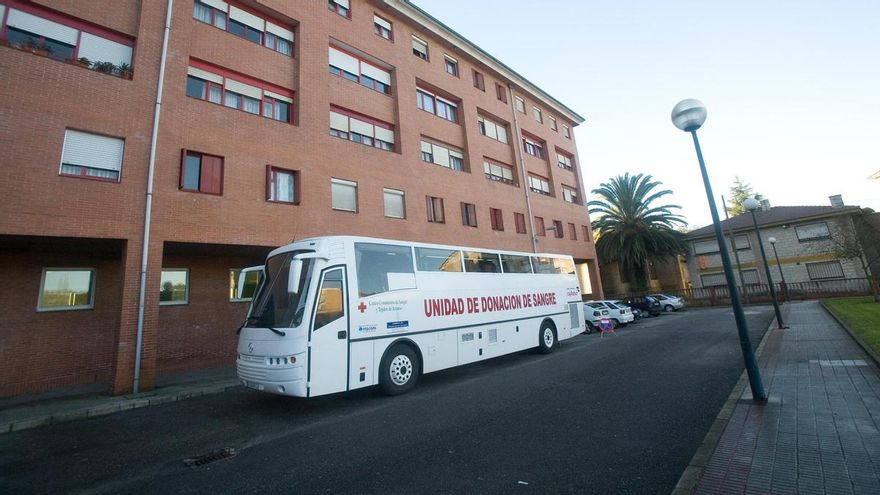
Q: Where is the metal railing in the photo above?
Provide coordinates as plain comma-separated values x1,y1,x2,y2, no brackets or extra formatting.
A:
607,278,874,307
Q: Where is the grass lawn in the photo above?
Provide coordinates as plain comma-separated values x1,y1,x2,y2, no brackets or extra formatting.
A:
824,296,880,355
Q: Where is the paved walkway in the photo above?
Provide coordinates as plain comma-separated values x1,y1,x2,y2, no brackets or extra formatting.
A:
693,300,880,494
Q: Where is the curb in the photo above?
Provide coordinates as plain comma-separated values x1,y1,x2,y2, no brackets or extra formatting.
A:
1,380,241,435
670,306,779,495
819,300,880,369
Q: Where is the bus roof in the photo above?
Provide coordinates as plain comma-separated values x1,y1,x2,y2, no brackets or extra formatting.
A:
268,235,574,261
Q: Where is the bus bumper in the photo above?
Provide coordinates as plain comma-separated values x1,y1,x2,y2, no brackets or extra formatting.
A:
236,358,307,397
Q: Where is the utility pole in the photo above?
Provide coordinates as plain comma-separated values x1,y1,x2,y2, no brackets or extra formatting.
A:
721,195,750,304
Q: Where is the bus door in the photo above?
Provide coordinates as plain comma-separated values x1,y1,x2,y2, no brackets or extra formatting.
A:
308,267,349,396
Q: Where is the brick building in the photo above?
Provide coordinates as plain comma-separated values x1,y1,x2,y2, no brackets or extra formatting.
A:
0,0,600,399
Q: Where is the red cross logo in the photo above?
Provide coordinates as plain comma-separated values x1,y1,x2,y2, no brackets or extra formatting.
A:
358,302,367,313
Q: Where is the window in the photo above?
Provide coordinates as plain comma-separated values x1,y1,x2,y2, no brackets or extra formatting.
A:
416,248,462,272
426,196,445,223
444,55,459,76
59,129,124,182
421,139,464,171
557,150,573,170
3,5,134,69
501,254,532,274
533,107,543,123
412,35,428,60
583,225,590,241
477,115,509,144
515,213,527,234
329,46,392,95
553,220,564,238
186,62,293,122
700,273,727,287
528,175,551,195
796,222,831,241
416,87,458,123
373,15,392,40
355,243,416,297
483,160,515,184
535,216,546,236
463,251,502,273
331,178,357,212
160,269,189,305
569,223,577,240
562,185,579,204
313,268,345,331
495,83,508,103
384,188,405,218
230,268,260,301
549,116,558,131
266,166,298,204
38,269,94,311
563,125,571,138
807,261,845,280
328,0,350,18
523,136,544,159
330,107,395,151
194,2,294,56
693,239,720,255
514,96,525,113
461,202,477,227
180,151,223,195
490,208,504,231
472,69,485,90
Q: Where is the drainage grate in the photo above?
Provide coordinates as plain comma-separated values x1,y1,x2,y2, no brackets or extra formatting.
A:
184,447,237,467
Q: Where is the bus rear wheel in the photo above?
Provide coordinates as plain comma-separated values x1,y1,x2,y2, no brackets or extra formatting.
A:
538,322,557,354
379,344,420,396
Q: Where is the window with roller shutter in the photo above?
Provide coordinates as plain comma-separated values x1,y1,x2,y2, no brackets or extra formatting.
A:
329,106,395,152
60,129,125,182
328,46,392,95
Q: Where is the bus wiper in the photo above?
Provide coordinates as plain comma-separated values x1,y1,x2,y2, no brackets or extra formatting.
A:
267,327,286,337
236,314,263,335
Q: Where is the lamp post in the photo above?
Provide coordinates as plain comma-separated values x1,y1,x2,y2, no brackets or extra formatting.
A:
767,237,788,301
744,199,785,328
671,100,766,402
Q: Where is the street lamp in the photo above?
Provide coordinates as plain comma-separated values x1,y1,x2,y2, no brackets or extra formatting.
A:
767,237,788,301
744,198,785,329
671,99,766,402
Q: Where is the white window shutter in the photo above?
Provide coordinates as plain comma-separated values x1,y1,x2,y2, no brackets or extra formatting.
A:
62,130,124,172
201,0,229,12
187,66,224,84
330,112,349,132
229,6,265,31
7,9,78,45
432,145,450,166
78,33,132,66
329,47,359,75
374,127,394,144
225,79,263,99
421,140,433,154
374,16,391,31
336,0,351,8
265,21,293,41
350,118,374,137
263,90,292,103
360,63,391,85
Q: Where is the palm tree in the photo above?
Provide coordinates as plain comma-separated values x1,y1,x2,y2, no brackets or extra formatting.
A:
589,173,687,291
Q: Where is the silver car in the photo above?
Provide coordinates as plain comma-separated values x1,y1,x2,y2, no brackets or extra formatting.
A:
650,294,686,312
590,300,635,327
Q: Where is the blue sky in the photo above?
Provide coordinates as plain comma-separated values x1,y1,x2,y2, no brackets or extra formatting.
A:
414,0,880,229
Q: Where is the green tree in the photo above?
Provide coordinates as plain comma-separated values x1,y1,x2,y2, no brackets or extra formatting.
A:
589,173,687,290
728,176,762,216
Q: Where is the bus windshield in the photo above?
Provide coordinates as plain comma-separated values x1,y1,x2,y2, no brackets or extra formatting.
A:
248,250,314,328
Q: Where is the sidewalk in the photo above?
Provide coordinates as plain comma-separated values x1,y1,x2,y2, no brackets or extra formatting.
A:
1,375,240,434
686,300,880,494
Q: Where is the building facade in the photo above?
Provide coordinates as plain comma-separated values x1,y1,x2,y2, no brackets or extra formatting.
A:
685,204,868,290
0,0,601,398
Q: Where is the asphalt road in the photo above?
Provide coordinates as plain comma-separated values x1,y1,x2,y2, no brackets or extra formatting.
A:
0,306,774,494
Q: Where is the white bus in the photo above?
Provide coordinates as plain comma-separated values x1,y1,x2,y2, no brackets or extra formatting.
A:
236,236,584,397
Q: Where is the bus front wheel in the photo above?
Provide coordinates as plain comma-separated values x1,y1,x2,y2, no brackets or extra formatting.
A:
379,344,420,396
538,322,557,354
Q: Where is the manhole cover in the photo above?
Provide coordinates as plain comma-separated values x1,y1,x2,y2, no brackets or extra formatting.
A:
184,447,237,467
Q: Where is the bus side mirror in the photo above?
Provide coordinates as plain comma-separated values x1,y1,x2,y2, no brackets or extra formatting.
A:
288,259,303,295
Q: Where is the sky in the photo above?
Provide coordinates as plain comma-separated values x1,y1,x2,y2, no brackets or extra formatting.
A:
414,0,880,230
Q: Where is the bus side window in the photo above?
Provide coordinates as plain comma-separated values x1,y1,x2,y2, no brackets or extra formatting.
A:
355,243,416,297
314,269,344,331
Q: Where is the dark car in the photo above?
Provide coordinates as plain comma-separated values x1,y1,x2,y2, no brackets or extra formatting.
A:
623,295,662,317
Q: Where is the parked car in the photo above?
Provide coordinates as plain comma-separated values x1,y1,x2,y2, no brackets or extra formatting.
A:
623,295,662,317
589,300,635,327
650,294,686,312
583,302,612,333
614,300,642,320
